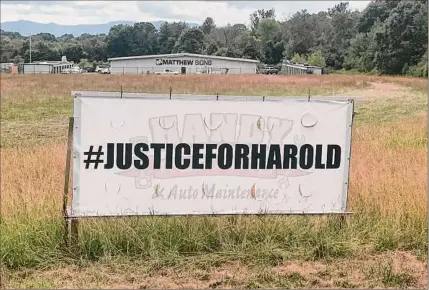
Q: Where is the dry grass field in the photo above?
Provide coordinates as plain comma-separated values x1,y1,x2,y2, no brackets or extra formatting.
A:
0,73,427,288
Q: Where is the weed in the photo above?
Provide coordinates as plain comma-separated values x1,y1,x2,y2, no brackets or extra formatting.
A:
365,259,416,288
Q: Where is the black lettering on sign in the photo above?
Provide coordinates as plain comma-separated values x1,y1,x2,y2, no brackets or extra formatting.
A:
205,144,217,169
134,143,149,169
283,144,297,169
155,59,208,66
251,144,266,169
95,143,343,170
165,143,174,169
104,143,115,169
192,144,204,169
315,144,326,169
218,144,233,169
299,144,314,170
117,143,133,170
175,143,190,169
326,144,342,169
235,144,250,169
267,144,282,169
150,143,165,169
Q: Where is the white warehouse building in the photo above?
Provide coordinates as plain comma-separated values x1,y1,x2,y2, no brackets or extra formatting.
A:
20,56,74,74
20,61,73,74
108,53,259,75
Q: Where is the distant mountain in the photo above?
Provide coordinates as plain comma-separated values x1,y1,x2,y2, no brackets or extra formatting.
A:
0,20,199,37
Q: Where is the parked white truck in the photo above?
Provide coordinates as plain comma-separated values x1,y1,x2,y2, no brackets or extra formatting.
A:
156,69,179,75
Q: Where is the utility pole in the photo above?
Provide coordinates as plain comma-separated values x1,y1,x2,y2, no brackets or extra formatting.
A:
29,33,32,63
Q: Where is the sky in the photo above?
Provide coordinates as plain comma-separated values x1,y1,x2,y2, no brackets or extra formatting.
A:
1,1,370,26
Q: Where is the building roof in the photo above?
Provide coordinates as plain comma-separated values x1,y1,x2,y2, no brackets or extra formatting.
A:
22,61,73,66
108,53,259,63
282,59,324,69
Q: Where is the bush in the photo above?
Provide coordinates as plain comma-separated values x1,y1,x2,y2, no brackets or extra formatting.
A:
307,51,326,67
407,57,428,77
291,53,306,64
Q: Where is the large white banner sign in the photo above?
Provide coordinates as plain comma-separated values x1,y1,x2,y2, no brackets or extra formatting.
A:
72,92,354,217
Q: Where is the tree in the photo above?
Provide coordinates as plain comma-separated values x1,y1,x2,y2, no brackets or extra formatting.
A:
374,0,428,74
62,42,84,63
205,42,218,55
344,28,379,72
105,22,159,57
13,55,23,64
172,28,204,53
254,19,284,64
238,33,261,60
32,41,60,61
34,33,56,42
81,35,107,61
292,53,307,63
59,34,74,41
281,9,326,58
130,22,159,56
0,36,15,62
408,51,428,77
158,21,188,54
356,0,394,33
307,51,326,67
322,2,359,69
106,24,134,57
1,1,427,76
250,8,275,35
263,39,284,64
19,39,30,62
256,19,281,43
201,17,216,35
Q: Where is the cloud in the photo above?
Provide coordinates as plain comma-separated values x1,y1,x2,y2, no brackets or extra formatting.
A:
1,1,160,25
1,1,370,26
135,1,254,25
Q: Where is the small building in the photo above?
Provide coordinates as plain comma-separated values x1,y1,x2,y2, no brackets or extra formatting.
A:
20,61,74,74
0,62,17,73
307,65,323,75
108,53,259,75
281,60,325,75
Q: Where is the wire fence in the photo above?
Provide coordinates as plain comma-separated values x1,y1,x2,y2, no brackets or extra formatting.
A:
108,66,257,75
13,65,325,76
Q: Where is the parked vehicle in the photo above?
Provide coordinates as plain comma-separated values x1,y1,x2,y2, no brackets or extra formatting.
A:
96,65,110,73
259,66,279,75
100,67,110,74
156,69,179,75
61,67,82,74
70,67,82,74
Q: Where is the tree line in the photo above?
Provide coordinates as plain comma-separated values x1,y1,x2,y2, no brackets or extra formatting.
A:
1,0,427,76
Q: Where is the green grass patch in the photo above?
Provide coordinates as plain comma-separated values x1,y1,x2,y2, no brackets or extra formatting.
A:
385,135,427,149
1,97,72,121
354,94,427,125
365,258,416,288
1,207,427,270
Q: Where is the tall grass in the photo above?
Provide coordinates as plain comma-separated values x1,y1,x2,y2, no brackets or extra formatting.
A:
0,73,375,102
0,74,427,282
1,114,426,269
